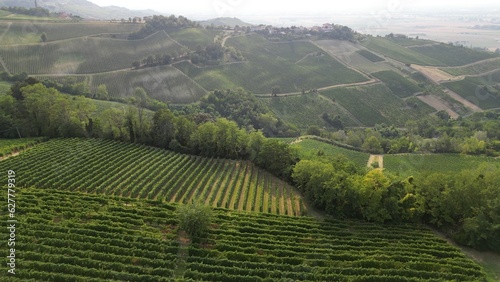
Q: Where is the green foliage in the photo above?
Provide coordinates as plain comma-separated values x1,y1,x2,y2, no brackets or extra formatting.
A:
0,137,45,156
255,139,298,180
442,58,500,76
128,15,200,40
443,76,500,110
177,200,213,237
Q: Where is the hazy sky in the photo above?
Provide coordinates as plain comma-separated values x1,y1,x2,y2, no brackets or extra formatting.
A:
87,0,499,19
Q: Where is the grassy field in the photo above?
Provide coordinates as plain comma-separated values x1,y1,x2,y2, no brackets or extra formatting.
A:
409,44,499,67
321,84,435,126
371,70,422,98
356,49,384,62
0,31,183,74
385,153,500,176
291,138,369,168
441,57,500,76
0,138,305,216
386,37,435,47
166,28,221,50
0,21,141,45
260,93,361,129
0,187,485,281
175,34,367,94
443,75,500,110
360,36,443,66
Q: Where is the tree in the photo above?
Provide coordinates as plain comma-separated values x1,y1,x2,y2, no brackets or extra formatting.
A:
306,125,321,136
40,32,47,43
362,136,383,154
132,61,141,69
152,108,176,148
271,86,281,96
256,139,298,179
133,87,148,140
96,84,109,100
176,200,213,238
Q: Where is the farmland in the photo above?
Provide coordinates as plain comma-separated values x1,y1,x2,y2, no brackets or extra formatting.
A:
321,84,435,126
165,28,221,50
176,34,367,94
360,36,442,66
291,138,369,168
0,31,183,74
356,49,384,62
0,137,45,157
442,75,500,110
0,138,305,216
441,57,500,76
0,21,141,45
409,44,499,67
0,187,486,281
385,153,500,176
371,70,422,98
260,93,361,129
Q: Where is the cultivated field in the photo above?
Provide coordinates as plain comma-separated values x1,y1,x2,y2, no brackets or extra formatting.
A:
0,31,183,74
409,44,499,67
166,28,222,50
371,70,422,98
321,84,435,126
385,153,500,176
0,187,486,281
176,34,367,94
441,57,500,76
260,93,361,129
0,138,44,157
0,138,305,216
443,75,500,110
291,138,369,168
0,21,141,45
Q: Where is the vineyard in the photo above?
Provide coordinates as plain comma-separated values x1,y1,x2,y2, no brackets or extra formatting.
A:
441,57,500,76
291,138,369,168
321,84,434,126
0,138,45,157
175,34,367,94
260,93,361,129
371,70,422,98
165,28,222,50
0,31,183,74
0,187,486,281
0,22,141,45
0,138,305,216
384,153,500,176
443,75,500,110
356,50,384,62
409,44,499,67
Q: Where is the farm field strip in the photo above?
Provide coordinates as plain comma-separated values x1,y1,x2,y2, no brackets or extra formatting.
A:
0,187,485,281
0,138,305,216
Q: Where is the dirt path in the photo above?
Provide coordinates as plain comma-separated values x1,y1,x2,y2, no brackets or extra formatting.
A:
443,89,482,112
417,95,460,119
0,151,21,161
440,56,500,70
367,154,384,169
173,230,190,279
411,64,463,83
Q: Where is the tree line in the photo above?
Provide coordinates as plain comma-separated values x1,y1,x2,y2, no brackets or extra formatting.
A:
292,155,500,252
128,15,200,40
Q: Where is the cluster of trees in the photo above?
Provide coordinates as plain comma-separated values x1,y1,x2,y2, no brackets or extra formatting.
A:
0,71,28,82
197,88,299,137
132,53,175,69
292,156,500,251
128,15,200,40
1,6,50,17
319,113,500,156
254,23,358,42
1,81,296,179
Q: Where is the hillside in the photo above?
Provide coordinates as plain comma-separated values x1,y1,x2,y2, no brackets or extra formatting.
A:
198,17,253,27
0,0,161,20
0,187,486,281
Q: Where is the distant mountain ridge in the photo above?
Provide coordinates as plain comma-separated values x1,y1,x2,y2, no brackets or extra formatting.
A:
0,0,162,19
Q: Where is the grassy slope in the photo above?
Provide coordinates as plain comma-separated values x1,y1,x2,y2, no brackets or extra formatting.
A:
175,34,367,94
166,28,221,50
0,187,485,281
356,49,384,62
441,58,500,76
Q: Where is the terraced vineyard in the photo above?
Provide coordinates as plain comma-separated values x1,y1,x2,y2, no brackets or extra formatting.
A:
442,74,500,110
0,188,486,281
441,57,500,76
409,44,499,67
371,70,422,98
0,138,305,216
